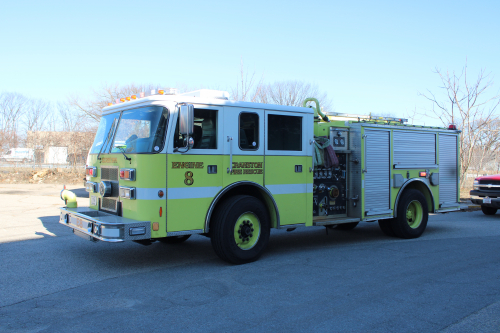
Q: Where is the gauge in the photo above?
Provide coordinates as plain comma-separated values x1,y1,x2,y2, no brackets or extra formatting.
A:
340,138,345,146
334,139,339,145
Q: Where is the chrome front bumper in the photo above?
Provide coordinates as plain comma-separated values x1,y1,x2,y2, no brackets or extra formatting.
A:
59,207,151,242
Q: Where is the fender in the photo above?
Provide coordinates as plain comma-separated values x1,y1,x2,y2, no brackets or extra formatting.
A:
394,178,435,217
204,181,280,233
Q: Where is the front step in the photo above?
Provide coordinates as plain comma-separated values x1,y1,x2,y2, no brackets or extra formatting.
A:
313,217,360,227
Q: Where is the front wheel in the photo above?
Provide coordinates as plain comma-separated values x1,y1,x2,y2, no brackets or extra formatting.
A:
210,195,270,264
481,206,497,215
390,189,428,239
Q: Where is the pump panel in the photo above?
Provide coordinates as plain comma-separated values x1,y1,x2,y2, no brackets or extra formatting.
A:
313,153,348,216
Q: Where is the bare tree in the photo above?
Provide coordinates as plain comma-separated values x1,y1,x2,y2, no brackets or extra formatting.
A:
0,92,27,150
230,59,264,102
256,80,333,112
67,83,164,122
24,98,50,133
420,62,500,183
470,118,500,174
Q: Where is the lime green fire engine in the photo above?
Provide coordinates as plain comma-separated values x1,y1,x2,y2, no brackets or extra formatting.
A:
59,88,461,264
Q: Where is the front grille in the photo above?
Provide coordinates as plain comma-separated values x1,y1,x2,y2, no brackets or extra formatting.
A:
479,180,500,185
100,166,119,213
101,167,119,181
102,197,118,211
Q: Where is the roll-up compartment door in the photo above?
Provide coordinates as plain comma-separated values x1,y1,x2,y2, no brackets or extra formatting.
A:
393,131,436,169
439,134,459,206
364,129,391,215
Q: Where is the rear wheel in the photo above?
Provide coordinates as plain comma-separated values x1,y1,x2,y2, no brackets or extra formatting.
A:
481,206,497,215
158,235,191,244
391,189,428,239
378,219,396,237
210,195,270,264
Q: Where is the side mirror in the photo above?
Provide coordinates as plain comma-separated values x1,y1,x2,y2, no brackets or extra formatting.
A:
179,104,194,136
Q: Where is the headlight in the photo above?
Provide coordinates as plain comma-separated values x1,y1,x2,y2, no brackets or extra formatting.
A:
119,186,136,199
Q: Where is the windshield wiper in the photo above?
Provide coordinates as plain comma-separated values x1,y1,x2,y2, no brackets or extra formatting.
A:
97,118,117,161
115,145,132,164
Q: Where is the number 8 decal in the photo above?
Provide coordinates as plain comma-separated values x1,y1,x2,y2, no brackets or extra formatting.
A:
184,171,194,186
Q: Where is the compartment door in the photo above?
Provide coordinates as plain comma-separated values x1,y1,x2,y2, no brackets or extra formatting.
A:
363,128,392,216
439,134,459,207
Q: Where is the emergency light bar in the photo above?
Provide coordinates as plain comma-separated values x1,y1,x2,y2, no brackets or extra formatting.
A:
110,88,178,106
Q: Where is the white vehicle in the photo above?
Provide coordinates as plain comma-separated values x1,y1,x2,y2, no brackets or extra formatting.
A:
1,148,34,163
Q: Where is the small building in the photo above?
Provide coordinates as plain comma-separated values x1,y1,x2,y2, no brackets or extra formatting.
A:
26,131,95,165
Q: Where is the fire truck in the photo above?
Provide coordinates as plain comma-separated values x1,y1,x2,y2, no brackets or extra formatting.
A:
59,88,461,264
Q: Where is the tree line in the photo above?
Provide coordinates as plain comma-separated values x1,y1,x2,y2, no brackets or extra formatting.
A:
1,61,499,187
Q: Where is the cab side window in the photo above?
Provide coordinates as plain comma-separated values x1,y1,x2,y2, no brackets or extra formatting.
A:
174,108,217,149
268,114,302,151
239,112,259,150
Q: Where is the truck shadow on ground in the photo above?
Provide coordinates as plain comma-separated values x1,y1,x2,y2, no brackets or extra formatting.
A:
41,221,457,270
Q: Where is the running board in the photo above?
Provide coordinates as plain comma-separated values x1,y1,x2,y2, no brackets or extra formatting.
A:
314,217,360,227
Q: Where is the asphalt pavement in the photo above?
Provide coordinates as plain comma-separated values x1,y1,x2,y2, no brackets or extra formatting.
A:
0,184,499,332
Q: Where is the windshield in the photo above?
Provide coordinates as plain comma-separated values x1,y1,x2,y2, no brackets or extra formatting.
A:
111,106,168,154
89,112,120,154
90,106,169,154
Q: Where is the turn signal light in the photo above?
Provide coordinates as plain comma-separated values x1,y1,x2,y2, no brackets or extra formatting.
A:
419,171,427,177
119,168,135,181
107,103,113,106
86,166,97,177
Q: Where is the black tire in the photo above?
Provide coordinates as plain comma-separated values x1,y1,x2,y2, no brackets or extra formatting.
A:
334,222,359,230
210,195,270,264
481,206,497,215
390,189,428,239
158,235,191,244
378,219,396,237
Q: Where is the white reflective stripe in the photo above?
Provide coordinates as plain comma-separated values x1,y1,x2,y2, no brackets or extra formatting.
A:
266,183,311,195
135,188,167,200
168,186,222,200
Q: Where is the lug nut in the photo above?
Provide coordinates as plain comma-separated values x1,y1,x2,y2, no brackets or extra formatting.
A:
251,228,254,231
239,235,242,239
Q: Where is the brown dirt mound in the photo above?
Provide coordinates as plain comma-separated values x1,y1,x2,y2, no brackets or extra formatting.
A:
0,168,85,185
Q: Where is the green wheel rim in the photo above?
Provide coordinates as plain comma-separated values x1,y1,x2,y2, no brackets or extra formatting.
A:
406,200,423,229
233,212,261,250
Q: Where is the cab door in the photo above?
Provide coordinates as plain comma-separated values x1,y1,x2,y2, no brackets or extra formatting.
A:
222,107,265,187
167,104,224,232
264,111,313,227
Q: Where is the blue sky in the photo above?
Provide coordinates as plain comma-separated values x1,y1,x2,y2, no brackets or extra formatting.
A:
1,0,499,125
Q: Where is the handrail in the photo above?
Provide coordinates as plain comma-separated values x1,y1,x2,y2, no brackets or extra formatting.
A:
227,136,233,173
302,97,329,122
